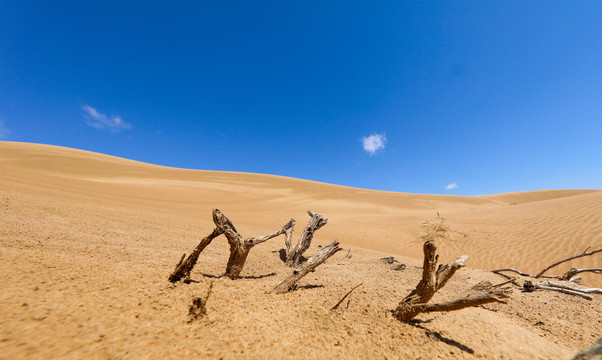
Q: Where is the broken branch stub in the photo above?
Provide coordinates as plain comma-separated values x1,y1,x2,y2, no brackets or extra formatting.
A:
271,240,342,294
393,240,511,322
169,225,223,283
286,210,328,267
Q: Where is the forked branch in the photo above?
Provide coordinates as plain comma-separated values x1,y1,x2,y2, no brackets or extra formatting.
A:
393,241,511,322
286,210,328,267
213,209,295,279
271,240,341,294
169,209,294,282
492,247,602,283
535,248,602,278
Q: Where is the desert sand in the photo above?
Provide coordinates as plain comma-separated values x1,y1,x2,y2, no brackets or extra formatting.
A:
1,141,600,359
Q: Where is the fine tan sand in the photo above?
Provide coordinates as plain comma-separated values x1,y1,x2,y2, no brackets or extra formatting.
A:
1,141,600,359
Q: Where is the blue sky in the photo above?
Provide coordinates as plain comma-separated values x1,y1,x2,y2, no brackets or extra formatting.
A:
1,1,601,195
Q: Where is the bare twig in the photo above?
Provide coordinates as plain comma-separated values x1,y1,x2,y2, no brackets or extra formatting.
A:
524,280,593,300
540,281,602,294
491,268,533,278
535,248,602,278
330,283,363,311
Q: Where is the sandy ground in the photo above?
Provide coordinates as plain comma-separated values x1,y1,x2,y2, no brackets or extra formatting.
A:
1,141,600,359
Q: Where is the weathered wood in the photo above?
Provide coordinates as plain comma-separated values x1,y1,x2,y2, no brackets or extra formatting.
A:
286,210,328,267
169,209,294,282
394,281,511,321
540,280,602,294
399,241,468,306
213,209,295,279
524,280,594,300
271,240,342,294
570,336,602,360
560,268,602,281
535,248,602,278
168,225,223,283
330,283,363,311
492,267,534,278
393,240,511,322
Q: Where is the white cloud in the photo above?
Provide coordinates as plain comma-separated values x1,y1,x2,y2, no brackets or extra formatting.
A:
0,120,11,139
446,182,458,190
83,105,132,132
361,133,386,156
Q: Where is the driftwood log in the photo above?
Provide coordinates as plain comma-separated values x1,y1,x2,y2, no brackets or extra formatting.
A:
271,240,341,294
169,209,294,282
285,210,328,267
393,241,511,322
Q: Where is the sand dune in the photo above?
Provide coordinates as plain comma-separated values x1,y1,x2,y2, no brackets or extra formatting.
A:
1,141,600,359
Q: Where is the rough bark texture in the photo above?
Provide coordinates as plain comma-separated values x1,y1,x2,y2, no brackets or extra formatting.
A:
393,241,510,322
169,209,293,282
394,281,511,321
286,210,328,267
398,241,467,306
271,240,341,294
570,336,602,360
213,209,294,279
168,226,223,283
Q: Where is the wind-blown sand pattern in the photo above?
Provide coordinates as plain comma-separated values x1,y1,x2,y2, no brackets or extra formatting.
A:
1,142,600,359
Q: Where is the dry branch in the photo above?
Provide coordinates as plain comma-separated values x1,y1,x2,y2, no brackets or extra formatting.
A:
169,209,294,282
286,210,328,267
330,283,363,311
535,248,602,278
523,280,594,300
540,281,602,294
271,240,342,294
491,247,602,286
169,225,223,283
213,210,295,279
560,268,602,281
394,281,511,321
393,241,511,322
